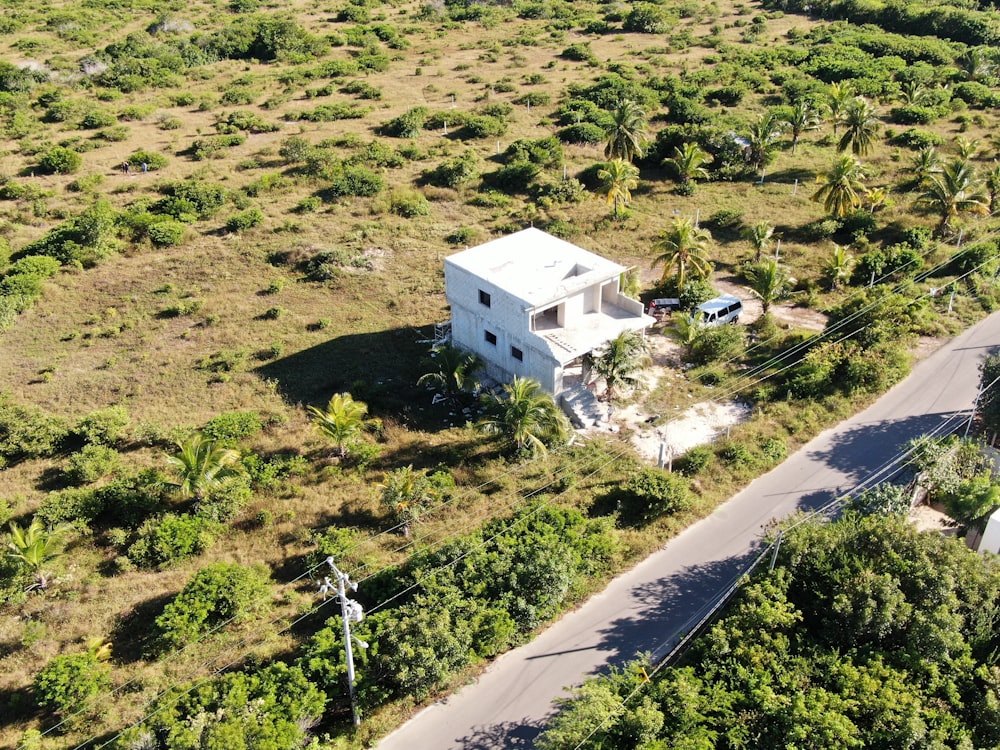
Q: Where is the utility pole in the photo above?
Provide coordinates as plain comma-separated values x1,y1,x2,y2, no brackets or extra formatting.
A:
321,557,367,727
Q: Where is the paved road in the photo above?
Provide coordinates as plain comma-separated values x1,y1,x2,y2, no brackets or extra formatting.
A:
377,312,1000,750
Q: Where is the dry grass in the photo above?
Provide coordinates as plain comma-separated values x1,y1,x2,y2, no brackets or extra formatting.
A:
0,0,998,746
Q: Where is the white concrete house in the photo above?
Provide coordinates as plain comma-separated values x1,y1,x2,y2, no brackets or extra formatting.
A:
444,228,654,399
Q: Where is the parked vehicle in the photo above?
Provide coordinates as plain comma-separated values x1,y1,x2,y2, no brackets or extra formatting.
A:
693,294,742,326
647,298,682,315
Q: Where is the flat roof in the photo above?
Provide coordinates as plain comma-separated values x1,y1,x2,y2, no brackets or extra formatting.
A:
445,227,626,308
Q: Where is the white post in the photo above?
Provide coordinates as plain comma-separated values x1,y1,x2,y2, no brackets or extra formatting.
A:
948,289,956,313
792,178,798,195
775,239,781,260
443,121,448,135
694,208,700,227
326,558,362,728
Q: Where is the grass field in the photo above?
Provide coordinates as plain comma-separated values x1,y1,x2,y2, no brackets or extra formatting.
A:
1,0,999,746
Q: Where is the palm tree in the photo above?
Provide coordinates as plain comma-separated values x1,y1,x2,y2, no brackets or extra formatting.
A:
956,136,981,160
597,158,639,220
652,217,714,287
743,220,775,262
959,47,992,82
838,98,880,156
824,81,855,136
477,376,568,457
986,163,1000,213
591,330,650,402
665,311,705,358
783,99,820,154
897,79,931,107
824,245,854,290
417,344,484,403
7,518,63,592
745,112,784,173
662,142,712,191
380,465,434,537
745,259,792,314
603,99,648,162
917,158,989,234
910,147,941,189
164,433,241,500
308,392,374,458
865,186,889,214
812,154,866,218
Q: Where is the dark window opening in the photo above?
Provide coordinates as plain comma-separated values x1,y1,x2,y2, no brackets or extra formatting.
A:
485,330,497,345
479,289,491,307
511,346,523,361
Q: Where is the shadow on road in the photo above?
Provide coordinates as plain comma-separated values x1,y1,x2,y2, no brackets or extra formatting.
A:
585,551,760,671
805,410,965,485
454,718,546,749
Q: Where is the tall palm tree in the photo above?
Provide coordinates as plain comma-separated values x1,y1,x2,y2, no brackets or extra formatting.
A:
7,518,63,592
824,245,854,290
380,465,434,537
743,220,775,262
666,311,705,359
986,163,1000,213
910,147,941,189
812,154,866,218
838,97,880,156
477,376,568,457
897,79,931,107
308,392,374,458
597,158,639,220
417,344,483,403
824,81,855,136
917,158,989,234
662,142,712,191
652,217,714,287
591,330,650,402
783,99,820,154
745,259,792,314
164,433,241,500
956,136,981,160
603,99,648,162
745,112,784,173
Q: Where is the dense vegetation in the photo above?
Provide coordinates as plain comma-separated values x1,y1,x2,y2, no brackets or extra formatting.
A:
539,512,1000,749
1,0,1000,747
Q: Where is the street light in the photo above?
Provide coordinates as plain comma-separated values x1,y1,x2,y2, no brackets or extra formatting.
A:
321,556,364,727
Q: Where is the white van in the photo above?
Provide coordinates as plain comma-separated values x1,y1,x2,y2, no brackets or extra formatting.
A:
693,294,743,326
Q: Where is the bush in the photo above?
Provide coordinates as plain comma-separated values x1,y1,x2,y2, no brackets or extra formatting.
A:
225,207,264,232
34,651,110,720
720,440,755,467
37,146,82,175
423,150,480,188
126,513,218,569
381,106,427,138
201,411,264,444
154,562,271,651
0,394,68,463
483,162,541,194
689,323,745,365
889,128,943,151
64,444,120,485
147,220,186,247
128,150,168,171
388,189,430,217
623,3,674,33
676,445,712,475
76,406,130,446
557,122,605,145
616,467,693,523
324,164,385,198
156,180,228,220
462,114,508,139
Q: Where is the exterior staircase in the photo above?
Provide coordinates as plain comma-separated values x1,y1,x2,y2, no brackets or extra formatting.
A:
560,384,605,428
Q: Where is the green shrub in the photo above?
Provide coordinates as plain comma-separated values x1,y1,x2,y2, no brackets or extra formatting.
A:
128,150,168,170
623,3,674,33
67,173,104,192
0,394,68,463
202,411,264,444
155,562,271,652
80,109,116,129
689,324,745,365
380,106,428,138
561,42,596,62
557,122,604,145
156,180,228,220
462,114,508,138
37,146,82,175
889,127,943,150
616,467,693,523
324,164,385,198
676,445,712,475
225,207,264,232
423,150,480,188
126,513,218,569
760,437,787,464
76,406,130,446
388,189,430,217
446,227,480,245
64,444,120,485
34,650,110,720
147,220,186,247
720,440,755,467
